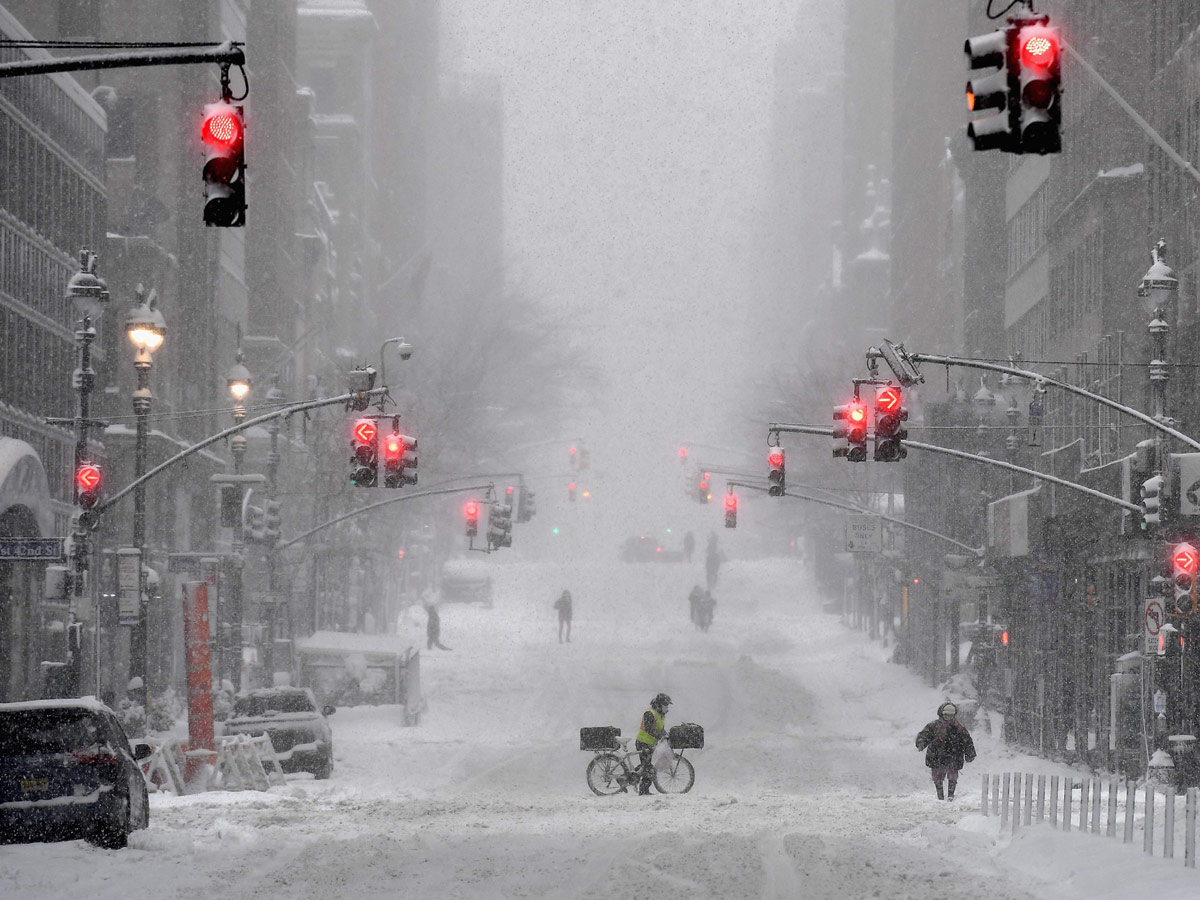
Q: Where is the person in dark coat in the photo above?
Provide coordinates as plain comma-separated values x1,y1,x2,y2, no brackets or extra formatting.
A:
425,603,450,651
554,589,573,643
916,701,975,799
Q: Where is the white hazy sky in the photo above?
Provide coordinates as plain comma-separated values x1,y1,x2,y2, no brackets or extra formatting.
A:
441,1,802,534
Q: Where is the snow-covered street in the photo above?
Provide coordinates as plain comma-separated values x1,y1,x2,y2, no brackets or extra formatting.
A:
4,556,1199,899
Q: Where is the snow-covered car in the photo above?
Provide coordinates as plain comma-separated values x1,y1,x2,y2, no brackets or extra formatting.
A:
440,558,494,605
0,698,150,849
223,688,335,779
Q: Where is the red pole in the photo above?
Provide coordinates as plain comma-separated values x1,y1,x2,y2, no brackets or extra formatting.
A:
183,581,214,783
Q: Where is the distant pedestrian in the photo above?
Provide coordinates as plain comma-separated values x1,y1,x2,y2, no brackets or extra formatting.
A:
915,702,975,800
697,590,716,632
683,531,695,563
554,589,573,643
704,534,721,589
688,585,704,628
425,603,450,651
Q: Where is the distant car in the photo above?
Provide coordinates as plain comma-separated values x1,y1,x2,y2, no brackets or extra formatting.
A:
439,558,494,605
0,698,151,849
223,687,335,779
621,535,663,562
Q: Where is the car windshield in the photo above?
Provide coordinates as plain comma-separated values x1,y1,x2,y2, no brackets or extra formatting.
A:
233,692,315,717
0,709,105,755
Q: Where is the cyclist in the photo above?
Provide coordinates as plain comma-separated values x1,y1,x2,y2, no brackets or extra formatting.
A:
635,692,672,795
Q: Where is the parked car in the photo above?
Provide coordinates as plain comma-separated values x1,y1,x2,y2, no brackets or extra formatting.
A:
0,698,151,849
621,535,663,562
222,687,335,779
440,558,494,605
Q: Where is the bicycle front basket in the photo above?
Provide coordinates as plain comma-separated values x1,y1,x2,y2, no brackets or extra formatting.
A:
668,723,704,749
580,726,621,751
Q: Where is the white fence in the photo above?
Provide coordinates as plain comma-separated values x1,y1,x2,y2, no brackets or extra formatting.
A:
982,772,1198,868
138,734,286,794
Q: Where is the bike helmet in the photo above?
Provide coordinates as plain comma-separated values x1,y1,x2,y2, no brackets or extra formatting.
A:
652,692,672,712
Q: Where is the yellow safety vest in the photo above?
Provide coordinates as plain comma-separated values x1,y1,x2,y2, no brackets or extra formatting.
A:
637,708,664,746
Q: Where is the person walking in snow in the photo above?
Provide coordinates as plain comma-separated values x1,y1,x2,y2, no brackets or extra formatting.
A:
554,589,573,643
688,585,704,628
425,602,450,651
915,702,975,800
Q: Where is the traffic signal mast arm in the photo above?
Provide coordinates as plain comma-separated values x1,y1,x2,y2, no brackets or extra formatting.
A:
870,349,1200,453
767,423,1141,514
0,41,244,79
272,482,495,552
725,479,981,556
96,387,389,516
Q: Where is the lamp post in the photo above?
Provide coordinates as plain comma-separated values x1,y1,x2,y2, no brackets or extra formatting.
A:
221,350,252,689
263,379,285,679
62,249,109,697
124,285,165,707
1138,240,1180,741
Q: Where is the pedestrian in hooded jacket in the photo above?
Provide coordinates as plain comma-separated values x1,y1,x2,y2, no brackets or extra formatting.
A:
915,701,976,800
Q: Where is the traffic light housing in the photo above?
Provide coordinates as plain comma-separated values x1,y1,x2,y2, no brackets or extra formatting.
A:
518,486,537,522
350,419,378,487
845,402,868,462
768,449,785,496
381,430,417,488
698,472,711,503
873,386,908,462
1141,474,1164,530
1172,542,1198,615
569,446,578,469
964,27,1014,152
201,101,246,226
464,501,479,538
568,481,577,502
219,484,242,528
244,504,266,542
724,491,737,528
488,501,513,550
262,498,282,544
75,462,102,515
1014,21,1061,154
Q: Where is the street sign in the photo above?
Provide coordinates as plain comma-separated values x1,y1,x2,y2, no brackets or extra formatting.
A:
845,516,882,553
0,537,65,561
118,548,141,626
1145,598,1165,639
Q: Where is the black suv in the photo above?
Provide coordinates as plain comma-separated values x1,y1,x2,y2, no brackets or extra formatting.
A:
223,687,335,779
0,699,151,849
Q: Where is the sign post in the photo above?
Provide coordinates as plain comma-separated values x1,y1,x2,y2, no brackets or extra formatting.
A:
0,537,65,561
117,548,141,626
845,516,883,553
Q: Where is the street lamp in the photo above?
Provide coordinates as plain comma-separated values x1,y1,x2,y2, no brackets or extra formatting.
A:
124,285,165,706
61,249,108,697
227,349,252,473
1137,239,1178,428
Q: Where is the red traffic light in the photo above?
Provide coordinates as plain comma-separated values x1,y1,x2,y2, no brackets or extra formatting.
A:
849,404,866,423
724,493,738,511
464,501,479,520
76,463,101,492
1020,31,1057,69
1000,629,1009,646
1174,545,1199,573
876,386,901,412
353,419,377,444
679,447,688,459
768,450,784,468
202,109,242,147
383,433,404,458
569,446,577,456
506,485,514,496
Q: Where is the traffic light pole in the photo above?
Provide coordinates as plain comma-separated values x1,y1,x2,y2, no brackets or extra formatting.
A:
96,388,388,515
767,423,1141,514
868,350,1200,453
0,41,245,79
727,479,981,555
272,483,496,552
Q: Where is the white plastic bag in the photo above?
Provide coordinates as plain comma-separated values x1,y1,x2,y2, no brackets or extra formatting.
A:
652,738,673,771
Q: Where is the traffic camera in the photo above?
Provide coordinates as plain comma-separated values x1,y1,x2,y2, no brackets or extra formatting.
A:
201,101,246,226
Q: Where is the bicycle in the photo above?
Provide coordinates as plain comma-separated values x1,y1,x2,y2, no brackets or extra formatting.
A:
585,737,695,795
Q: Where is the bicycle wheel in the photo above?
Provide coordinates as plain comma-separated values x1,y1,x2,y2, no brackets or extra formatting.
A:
586,753,627,796
654,752,695,794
